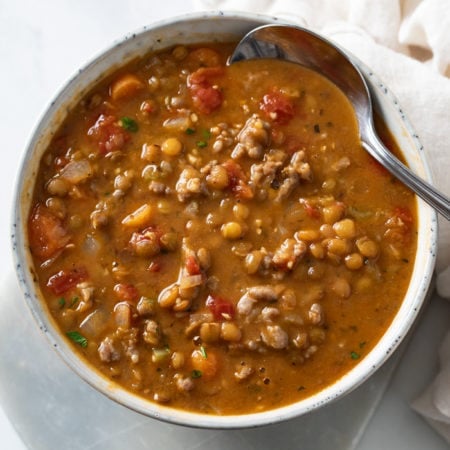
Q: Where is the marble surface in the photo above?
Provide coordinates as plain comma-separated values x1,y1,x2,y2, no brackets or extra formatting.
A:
0,1,448,449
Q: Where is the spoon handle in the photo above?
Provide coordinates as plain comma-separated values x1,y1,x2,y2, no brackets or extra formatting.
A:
362,130,450,220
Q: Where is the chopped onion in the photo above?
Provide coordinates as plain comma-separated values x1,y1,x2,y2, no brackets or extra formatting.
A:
82,234,100,255
79,309,107,337
163,115,191,132
114,302,132,329
179,274,203,289
60,160,93,184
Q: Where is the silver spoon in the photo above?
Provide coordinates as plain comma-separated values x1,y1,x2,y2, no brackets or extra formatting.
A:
229,24,450,220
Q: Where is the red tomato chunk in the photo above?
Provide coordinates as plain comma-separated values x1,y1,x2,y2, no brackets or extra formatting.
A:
47,267,88,295
188,67,224,114
206,295,235,321
114,283,139,302
87,114,130,154
28,204,70,262
260,89,295,124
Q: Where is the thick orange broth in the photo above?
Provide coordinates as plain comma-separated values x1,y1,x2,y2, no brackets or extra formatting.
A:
28,43,416,414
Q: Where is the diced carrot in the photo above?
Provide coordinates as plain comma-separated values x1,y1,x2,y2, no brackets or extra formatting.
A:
187,66,224,86
121,204,154,227
191,349,219,380
110,74,144,101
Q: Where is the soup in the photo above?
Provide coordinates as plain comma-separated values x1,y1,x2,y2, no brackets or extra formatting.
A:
27,43,416,414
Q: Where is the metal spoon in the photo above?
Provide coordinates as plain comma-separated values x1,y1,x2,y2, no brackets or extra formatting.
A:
229,24,450,220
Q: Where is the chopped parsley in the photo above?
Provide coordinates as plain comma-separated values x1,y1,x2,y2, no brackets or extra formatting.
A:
66,331,88,348
69,296,79,308
200,345,208,359
58,297,66,309
195,129,211,148
191,369,202,379
350,351,360,360
120,116,139,132
185,127,196,135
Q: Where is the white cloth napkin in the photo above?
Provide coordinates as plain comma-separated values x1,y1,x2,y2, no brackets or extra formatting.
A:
195,0,450,441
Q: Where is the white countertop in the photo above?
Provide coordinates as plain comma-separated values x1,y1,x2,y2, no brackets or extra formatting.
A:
1,2,448,449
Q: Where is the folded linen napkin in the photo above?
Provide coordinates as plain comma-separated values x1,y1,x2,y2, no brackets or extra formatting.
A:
195,0,450,442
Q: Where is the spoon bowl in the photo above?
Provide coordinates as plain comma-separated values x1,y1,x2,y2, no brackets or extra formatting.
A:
229,24,450,220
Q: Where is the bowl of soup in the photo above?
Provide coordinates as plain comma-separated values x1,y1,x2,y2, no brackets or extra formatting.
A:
12,11,437,428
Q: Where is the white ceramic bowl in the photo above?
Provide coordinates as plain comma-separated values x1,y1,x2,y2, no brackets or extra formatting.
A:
12,11,437,429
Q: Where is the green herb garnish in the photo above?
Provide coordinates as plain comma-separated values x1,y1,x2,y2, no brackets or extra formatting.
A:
196,140,207,148
185,127,196,135
350,351,360,360
70,296,79,308
66,331,88,348
191,369,202,379
200,345,208,359
120,116,139,132
202,129,211,140
58,297,66,309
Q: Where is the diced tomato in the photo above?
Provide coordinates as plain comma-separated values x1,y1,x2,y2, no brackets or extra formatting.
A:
191,86,223,114
300,199,321,219
147,260,162,273
47,266,88,295
260,89,295,124
185,255,201,276
87,114,130,155
28,204,71,262
54,155,70,170
114,283,139,302
140,99,157,115
206,295,235,321
384,206,414,245
222,160,254,200
393,206,413,225
188,67,224,115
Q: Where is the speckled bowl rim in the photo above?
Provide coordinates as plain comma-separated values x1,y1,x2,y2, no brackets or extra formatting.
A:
11,11,438,429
